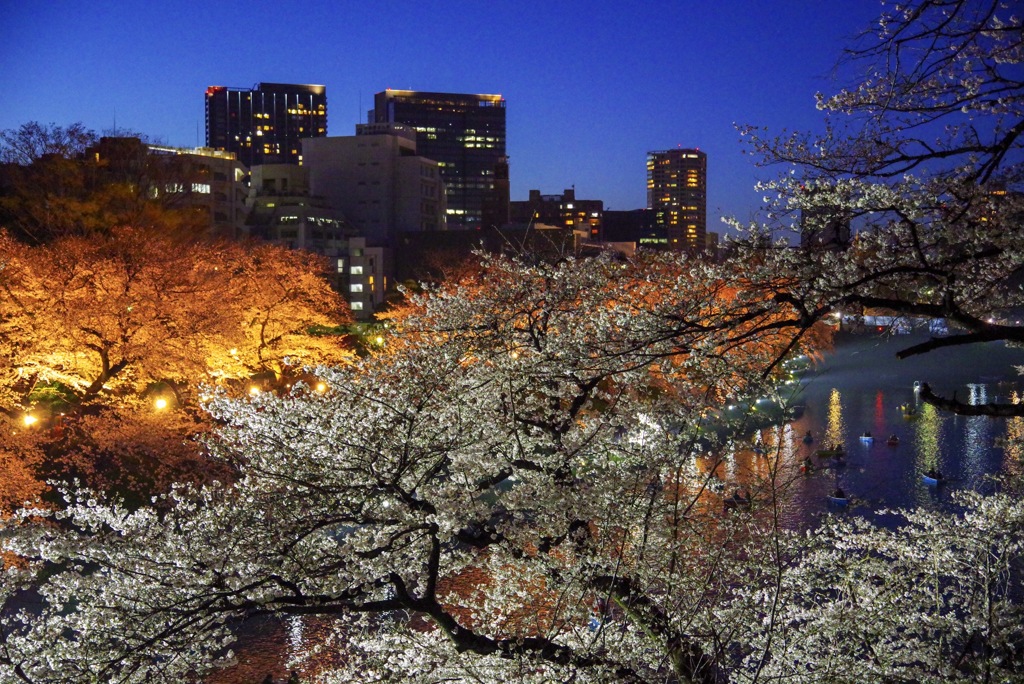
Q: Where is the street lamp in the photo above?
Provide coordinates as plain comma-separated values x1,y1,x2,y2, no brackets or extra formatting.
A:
154,397,168,411
23,414,38,427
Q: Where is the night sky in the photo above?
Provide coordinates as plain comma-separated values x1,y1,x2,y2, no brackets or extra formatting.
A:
1,1,884,231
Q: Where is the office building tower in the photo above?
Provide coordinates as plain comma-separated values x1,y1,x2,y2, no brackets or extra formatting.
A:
244,163,385,319
602,209,660,247
90,137,248,239
646,148,707,252
205,83,327,167
370,89,506,229
302,123,447,249
510,188,602,240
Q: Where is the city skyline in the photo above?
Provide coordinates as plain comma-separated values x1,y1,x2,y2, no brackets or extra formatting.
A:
0,1,884,232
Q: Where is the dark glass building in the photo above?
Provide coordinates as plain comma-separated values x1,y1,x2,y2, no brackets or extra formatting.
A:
646,148,707,252
205,83,327,167
370,89,506,229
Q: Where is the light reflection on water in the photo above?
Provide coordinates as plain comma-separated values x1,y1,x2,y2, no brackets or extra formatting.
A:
826,388,845,448
776,334,1023,529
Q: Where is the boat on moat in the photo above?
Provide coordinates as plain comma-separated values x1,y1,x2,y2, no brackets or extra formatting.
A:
827,488,849,506
816,444,845,458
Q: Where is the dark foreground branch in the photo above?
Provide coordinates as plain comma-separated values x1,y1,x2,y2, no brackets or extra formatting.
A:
919,383,1024,417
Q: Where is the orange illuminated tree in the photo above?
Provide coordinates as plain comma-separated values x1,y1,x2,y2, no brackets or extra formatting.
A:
0,226,354,504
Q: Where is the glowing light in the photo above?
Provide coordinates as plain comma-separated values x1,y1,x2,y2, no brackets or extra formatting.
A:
826,388,845,447
316,382,327,393
23,414,38,427
154,397,168,410
249,386,260,396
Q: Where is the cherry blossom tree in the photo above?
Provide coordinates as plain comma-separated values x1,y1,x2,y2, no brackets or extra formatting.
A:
737,0,1024,417
0,226,354,507
1,245,1021,682
1,2,1023,682
0,250,816,683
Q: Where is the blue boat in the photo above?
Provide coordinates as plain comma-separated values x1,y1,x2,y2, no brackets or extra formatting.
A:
922,471,944,486
828,488,849,506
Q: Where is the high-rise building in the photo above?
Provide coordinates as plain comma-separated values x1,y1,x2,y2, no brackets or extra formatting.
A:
370,89,506,229
602,209,660,247
646,148,707,252
205,83,327,167
89,137,249,239
302,123,447,248
510,188,603,240
244,163,386,320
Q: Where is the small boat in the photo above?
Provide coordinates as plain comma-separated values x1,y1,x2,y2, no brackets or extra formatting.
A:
859,432,874,443
901,404,919,420
802,431,814,444
800,457,814,474
816,444,845,458
827,489,849,506
753,443,767,456
922,470,944,486
886,434,900,446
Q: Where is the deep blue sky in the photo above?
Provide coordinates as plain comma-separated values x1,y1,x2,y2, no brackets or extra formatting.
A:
0,1,884,231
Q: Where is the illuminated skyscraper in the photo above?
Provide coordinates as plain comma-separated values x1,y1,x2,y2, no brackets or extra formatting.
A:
205,83,327,167
370,89,506,228
646,148,707,252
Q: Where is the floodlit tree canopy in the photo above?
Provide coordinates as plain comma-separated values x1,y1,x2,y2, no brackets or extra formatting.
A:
0,225,355,511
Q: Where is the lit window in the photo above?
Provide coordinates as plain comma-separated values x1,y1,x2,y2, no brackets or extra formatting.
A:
336,258,345,273
350,266,363,275
351,301,364,311
350,284,363,293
